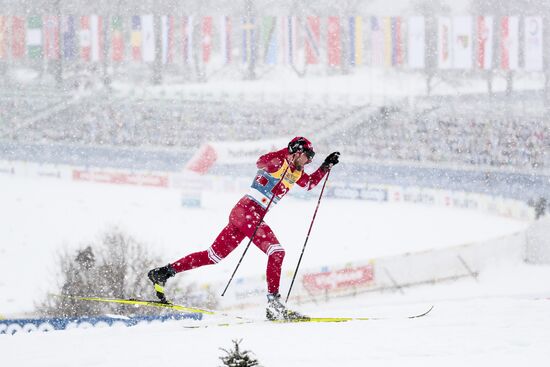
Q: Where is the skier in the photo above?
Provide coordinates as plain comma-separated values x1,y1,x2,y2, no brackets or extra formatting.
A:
148,137,340,320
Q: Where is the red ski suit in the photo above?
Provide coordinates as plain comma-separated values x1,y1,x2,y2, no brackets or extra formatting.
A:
171,148,328,294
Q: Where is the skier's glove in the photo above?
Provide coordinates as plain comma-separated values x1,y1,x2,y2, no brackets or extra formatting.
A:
321,152,340,171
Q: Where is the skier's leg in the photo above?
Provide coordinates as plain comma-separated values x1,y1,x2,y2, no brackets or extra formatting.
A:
171,223,245,272
253,223,285,294
149,222,244,301
250,224,307,320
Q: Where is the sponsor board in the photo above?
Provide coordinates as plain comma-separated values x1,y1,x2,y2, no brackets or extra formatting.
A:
327,183,388,202
73,169,169,187
36,169,62,178
359,187,388,201
302,264,375,292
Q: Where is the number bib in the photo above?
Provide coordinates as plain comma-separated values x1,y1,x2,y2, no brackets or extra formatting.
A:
246,160,302,209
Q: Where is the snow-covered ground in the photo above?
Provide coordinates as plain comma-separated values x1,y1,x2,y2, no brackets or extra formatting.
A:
0,174,529,316
1,172,549,366
2,263,550,367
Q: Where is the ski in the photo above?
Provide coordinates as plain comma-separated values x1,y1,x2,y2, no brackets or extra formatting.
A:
55,295,215,315
268,305,433,323
182,305,435,328
57,294,433,326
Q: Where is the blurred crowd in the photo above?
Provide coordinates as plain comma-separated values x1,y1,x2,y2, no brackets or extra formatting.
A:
1,96,337,149
346,107,549,170
1,92,548,171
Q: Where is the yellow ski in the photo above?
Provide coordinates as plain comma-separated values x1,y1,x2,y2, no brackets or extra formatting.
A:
56,295,215,315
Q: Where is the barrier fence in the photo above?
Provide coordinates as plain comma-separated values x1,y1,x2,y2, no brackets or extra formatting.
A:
0,313,202,336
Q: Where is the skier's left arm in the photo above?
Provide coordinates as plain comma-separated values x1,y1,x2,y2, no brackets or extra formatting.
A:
296,152,340,191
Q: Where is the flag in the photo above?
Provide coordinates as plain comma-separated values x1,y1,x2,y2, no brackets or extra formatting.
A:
80,16,91,61
220,16,232,65
11,16,25,59
62,15,76,60
141,14,155,62
262,17,277,65
242,17,255,64
328,16,341,66
131,15,141,61
111,15,124,62
437,17,452,69
281,16,298,65
27,15,43,59
476,16,493,70
452,16,472,69
141,15,155,62
500,16,519,70
348,16,363,66
182,16,194,65
43,15,60,60
305,16,320,65
90,15,103,62
524,16,543,71
0,16,7,59
391,17,403,66
202,16,212,63
407,16,425,69
369,17,384,67
382,17,392,67
161,15,174,64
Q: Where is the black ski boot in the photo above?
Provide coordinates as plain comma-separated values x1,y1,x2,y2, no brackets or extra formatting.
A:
147,264,176,303
266,293,308,321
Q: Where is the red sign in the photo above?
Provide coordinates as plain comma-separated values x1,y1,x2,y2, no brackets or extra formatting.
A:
73,170,168,187
303,265,374,291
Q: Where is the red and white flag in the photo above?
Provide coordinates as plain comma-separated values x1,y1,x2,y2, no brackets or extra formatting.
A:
305,16,320,65
500,16,519,70
327,16,341,66
202,16,212,63
79,16,91,61
11,16,25,59
111,16,124,62
437,17,452,69
43,15,60,60
476,16,493,70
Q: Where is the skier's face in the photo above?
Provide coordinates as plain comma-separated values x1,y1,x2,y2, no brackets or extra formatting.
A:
292,152,311,170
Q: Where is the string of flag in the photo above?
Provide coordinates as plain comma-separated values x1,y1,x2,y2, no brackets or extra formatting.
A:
0,15,544,71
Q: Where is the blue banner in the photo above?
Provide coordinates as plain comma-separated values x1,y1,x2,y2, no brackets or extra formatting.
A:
0,313,202,335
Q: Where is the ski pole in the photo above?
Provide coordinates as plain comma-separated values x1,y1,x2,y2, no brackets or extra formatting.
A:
285,169,331,303
221,165,290,296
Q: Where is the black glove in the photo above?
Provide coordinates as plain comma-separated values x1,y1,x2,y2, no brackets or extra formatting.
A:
288,137,309,154
321,152,340,171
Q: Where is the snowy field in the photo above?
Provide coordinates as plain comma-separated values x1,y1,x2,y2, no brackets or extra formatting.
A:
1,174,550,366
2,264,550,367
0,174,529,316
